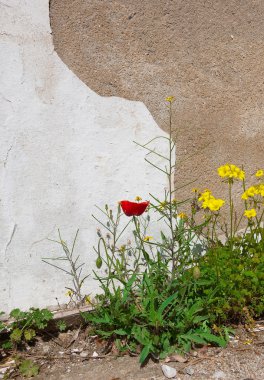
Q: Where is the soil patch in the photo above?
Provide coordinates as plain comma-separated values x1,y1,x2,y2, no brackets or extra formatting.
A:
2,324,264,379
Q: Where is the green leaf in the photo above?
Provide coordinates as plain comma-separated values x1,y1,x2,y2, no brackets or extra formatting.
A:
123,274,136,303
10,308,25,320
19,360,39,378
2,341,12,350
158,292,178,317
57,320,67,332
139,344,151,364
24,329,36,341
10,328,22,342
114,329,127,336
193,315,209,324
199,332,227,347
180,333,207,345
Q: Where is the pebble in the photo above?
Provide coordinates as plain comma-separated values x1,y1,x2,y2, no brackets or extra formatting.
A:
165,354,187,363
80,351,89,358
161,364,177,379
184,366,195,376
213,370,226,379
71,348,80,352
92,351,99,357
42,345,51,354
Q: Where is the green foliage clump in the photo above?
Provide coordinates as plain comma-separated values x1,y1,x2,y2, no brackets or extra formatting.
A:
0,308,53,350
18,359,39,378
196,231,264,322
83,98,264,363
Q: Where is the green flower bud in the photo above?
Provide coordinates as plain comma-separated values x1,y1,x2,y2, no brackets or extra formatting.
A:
193,266,201,279
96,256,102,269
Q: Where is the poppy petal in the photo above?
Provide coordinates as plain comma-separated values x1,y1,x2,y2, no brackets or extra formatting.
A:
120,200,149,217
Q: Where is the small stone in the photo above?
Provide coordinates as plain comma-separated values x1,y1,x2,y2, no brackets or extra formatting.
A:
161,364,177,379
80,351,88,358
92,351,99,357
42,345,51,354
213,370,226,379
184,366,195,376
0,368,8,375
165,354,187,363
71,348,81,353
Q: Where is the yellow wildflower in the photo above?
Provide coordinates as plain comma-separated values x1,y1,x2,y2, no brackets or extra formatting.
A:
85,295,92,305
198,190,225,211
255,169,264,177
244,209,257,219
135,196,142,202
207,198,225,211
198,190,212,202
143,236,153,242
119,245,126,253
243,339,253,345
166,96,175,103
242,184,264,200
259,184,264,196
66,290,73,297
218,164,245,180
178,212,187,219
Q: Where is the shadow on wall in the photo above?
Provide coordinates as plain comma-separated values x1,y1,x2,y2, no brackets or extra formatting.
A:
50,0,264,203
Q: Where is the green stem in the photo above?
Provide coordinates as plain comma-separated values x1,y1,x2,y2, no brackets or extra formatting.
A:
168,102,177,277
228,180,234,250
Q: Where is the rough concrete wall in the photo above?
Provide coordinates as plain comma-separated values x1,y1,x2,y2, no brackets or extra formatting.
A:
50,0,264,203
0,0,168,312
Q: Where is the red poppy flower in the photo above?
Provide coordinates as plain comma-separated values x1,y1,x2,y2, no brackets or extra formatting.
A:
120,200,150,217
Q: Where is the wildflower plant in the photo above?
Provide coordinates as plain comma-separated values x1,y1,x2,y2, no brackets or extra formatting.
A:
83,98,228,363
43,229,90,306
50,97,263,363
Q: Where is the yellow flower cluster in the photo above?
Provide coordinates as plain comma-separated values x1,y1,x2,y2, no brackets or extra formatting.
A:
178,212,187,219
198,190,225,211
242,184,264,200
244,208,257,219
135,196,142,201
255,169,264,177
166,96,175,103
143,236,153,242
218,164,245,180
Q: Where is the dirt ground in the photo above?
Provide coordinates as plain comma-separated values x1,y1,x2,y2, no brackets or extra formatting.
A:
2,323,264,380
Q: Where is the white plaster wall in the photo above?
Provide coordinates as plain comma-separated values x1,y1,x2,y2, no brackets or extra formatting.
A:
0,0,170,312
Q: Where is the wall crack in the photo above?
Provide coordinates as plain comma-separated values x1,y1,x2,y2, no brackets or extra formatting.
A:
5,224,17,258
3,144,13,168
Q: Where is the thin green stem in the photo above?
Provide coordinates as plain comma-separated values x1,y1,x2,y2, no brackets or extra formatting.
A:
228,181,234,250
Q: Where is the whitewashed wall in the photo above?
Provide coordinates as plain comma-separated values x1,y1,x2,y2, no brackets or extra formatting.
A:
0,0,170,312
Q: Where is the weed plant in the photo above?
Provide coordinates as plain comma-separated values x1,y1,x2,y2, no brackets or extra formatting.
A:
0,308,53,350
84,97,264,363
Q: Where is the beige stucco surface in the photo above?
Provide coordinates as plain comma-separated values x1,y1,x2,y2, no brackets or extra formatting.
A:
50,0,264,202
